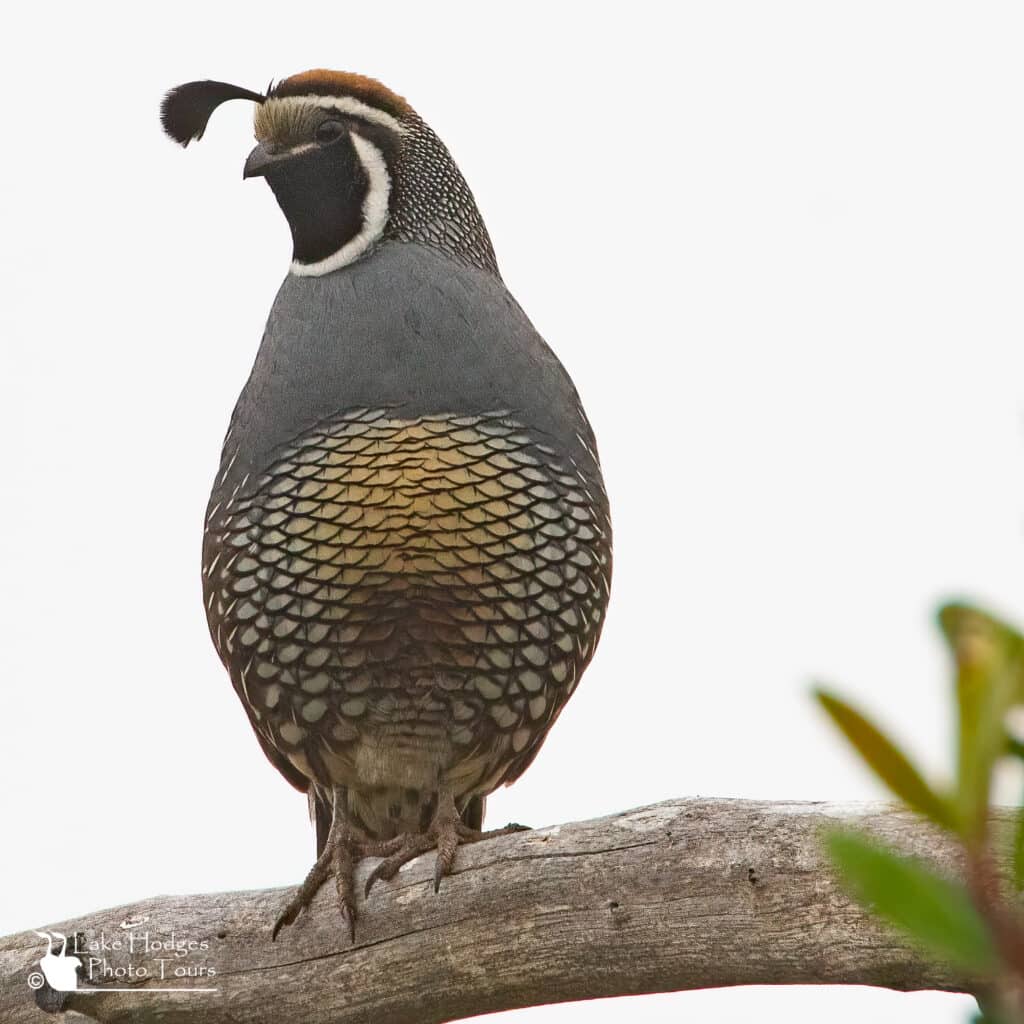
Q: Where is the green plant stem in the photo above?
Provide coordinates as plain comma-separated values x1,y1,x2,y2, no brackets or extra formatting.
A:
967,841,1024,980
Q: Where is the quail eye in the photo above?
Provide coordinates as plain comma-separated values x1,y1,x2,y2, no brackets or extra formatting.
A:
314,120,345,145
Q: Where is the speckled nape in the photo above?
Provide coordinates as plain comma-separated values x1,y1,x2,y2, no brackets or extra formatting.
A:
386,114,499,276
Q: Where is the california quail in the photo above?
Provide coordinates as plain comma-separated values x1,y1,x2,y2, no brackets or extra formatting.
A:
160,70,612,938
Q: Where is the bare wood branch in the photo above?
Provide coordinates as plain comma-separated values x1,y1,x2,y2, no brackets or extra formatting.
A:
0,798,983,1023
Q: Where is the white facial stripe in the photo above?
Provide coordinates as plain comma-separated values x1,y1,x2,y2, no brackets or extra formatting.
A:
279,142,316,158
267,94,406,136
290,133,391,277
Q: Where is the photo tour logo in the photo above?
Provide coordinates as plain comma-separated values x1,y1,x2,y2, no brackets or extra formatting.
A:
29,926,219,994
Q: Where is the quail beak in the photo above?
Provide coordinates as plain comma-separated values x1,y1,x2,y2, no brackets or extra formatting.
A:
243,142,304,180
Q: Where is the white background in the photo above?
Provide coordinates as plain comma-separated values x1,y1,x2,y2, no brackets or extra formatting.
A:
2,2,1021,1020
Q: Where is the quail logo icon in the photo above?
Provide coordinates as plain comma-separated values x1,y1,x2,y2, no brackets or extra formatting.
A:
29,932,81,992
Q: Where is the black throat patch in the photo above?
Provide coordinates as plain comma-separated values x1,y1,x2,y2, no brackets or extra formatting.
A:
266,134,370,267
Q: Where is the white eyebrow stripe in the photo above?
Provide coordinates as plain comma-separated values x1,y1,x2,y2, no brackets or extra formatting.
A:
267,94,406,135
281,142,317,157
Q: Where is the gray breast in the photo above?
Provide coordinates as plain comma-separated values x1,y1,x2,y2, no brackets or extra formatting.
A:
220,240,601,493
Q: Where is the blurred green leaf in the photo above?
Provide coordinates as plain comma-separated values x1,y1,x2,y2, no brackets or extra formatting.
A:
938,603,1024,696
938,603,1024,839
815,689,954,829
1005,737,1024,762
826,829,998,974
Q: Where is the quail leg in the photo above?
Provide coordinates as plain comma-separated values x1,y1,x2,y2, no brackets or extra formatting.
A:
272,798,392,942
364,789,528,896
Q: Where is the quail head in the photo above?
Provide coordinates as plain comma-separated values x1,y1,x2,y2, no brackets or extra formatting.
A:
161,70,612,940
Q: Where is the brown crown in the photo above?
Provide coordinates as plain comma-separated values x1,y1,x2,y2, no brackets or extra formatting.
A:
270,70,412,120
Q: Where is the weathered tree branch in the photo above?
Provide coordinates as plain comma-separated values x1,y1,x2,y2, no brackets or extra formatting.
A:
1,798,984,1023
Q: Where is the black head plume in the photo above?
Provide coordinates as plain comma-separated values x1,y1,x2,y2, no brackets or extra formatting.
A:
160,80,266,146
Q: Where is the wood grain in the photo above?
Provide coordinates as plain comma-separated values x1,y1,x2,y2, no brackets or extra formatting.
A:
0,798,979,1023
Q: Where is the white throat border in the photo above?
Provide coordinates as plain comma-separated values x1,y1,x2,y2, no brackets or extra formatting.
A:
290,133,391,278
